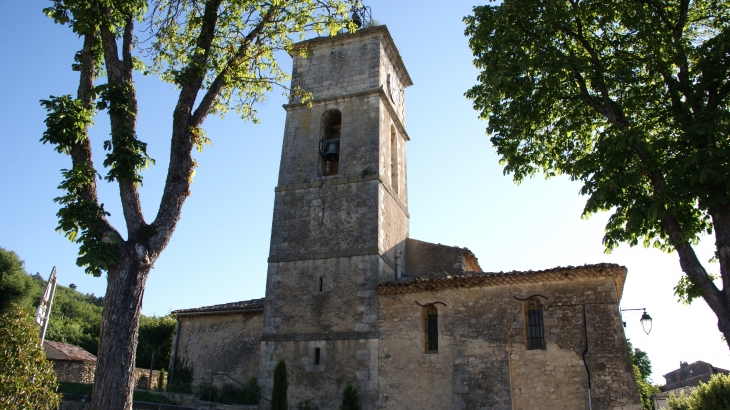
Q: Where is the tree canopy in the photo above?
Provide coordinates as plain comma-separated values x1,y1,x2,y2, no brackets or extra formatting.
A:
41,0,355,407
465,0,730,347
0,247,39,312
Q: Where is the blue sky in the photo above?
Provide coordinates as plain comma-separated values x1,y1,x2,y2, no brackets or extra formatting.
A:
1,0,727,383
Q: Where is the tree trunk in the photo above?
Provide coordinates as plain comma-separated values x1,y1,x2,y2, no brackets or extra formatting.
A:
667,215,730,349
91,246,151,410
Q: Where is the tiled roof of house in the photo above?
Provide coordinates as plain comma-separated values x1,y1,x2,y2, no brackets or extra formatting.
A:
173,297,265,316
377,263,627,299
44,340,96,362
653,386,696,398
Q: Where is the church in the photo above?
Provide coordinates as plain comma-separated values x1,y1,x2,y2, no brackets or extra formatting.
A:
168,26,641,410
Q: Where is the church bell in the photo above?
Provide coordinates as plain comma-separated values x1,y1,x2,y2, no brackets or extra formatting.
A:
321,138,340,162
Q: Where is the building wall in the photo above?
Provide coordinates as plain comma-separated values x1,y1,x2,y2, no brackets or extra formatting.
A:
259,255,381,410
176,312,263,386
377,277,641,410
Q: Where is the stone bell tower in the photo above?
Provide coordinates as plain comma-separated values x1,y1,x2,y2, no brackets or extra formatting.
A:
258,26,412,410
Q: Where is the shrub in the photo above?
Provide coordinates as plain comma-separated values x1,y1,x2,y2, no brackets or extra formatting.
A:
271,360,288,410
157,369,166,392
667,391,692,410
196,381,219,402
692,373,730,409
167,357,193,393
0,306,61,409
667,374,730,410
296,399,319,410
340,384,360,410
238,376,261,405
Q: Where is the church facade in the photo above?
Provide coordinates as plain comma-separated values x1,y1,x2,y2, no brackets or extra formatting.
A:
169,26,641,410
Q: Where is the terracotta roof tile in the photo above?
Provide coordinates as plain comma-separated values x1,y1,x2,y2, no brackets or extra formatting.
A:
44,340,96,362
377,263,627,299
173,297,265,316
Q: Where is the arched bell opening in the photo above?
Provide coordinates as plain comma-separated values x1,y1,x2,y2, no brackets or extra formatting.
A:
319,109,342,177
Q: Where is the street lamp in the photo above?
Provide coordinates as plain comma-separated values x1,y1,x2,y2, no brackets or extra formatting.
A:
620,308,653,335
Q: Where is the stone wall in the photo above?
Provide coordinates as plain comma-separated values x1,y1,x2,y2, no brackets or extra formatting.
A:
377,276,641,410
51,359,163,389
259,255,381,410
51,360,95,384
133,368,164,390
176,312,263,386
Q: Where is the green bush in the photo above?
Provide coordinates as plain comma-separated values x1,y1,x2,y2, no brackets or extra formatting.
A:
157,369,166,392
0,306,61,409
196,381,219,402
167,357,193,393
195,378,261,405
340,384,360,410
271,360,288,410
667,374,730,410
296,399,319,410
238,377,261,405
667,391,692,410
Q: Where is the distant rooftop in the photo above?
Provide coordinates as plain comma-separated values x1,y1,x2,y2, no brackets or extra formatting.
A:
44,340,96,362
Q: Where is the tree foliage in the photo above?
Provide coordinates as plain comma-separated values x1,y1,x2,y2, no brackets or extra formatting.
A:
135,314,176,370
0,247,39,313
0,306,61,410
465,0,730,346
667,374,730,410
271,360,288,410
628,339,652,380
627,340,660,409
41,0,354,407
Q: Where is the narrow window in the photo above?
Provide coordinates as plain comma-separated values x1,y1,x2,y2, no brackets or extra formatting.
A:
319,277,323,292
390,125,398,192
525,298,545,349
425,306,438,353
319,110,342,177
314,347,321,365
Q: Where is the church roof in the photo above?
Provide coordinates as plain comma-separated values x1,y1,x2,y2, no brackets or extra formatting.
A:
173,297,265,316
377,263,627,300
44,340,96,362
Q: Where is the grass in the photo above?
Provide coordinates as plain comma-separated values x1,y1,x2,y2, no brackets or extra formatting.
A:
57,383,174,404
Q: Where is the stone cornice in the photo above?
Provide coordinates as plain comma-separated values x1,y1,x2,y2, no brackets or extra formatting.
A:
289,25,413,87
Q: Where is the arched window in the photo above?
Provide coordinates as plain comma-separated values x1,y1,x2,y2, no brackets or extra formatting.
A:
525,298,545,349
319,110,341,177
390,125,398,192
424,306,438,353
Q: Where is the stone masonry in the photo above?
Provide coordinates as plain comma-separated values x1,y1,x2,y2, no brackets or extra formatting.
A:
170,25,641,410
